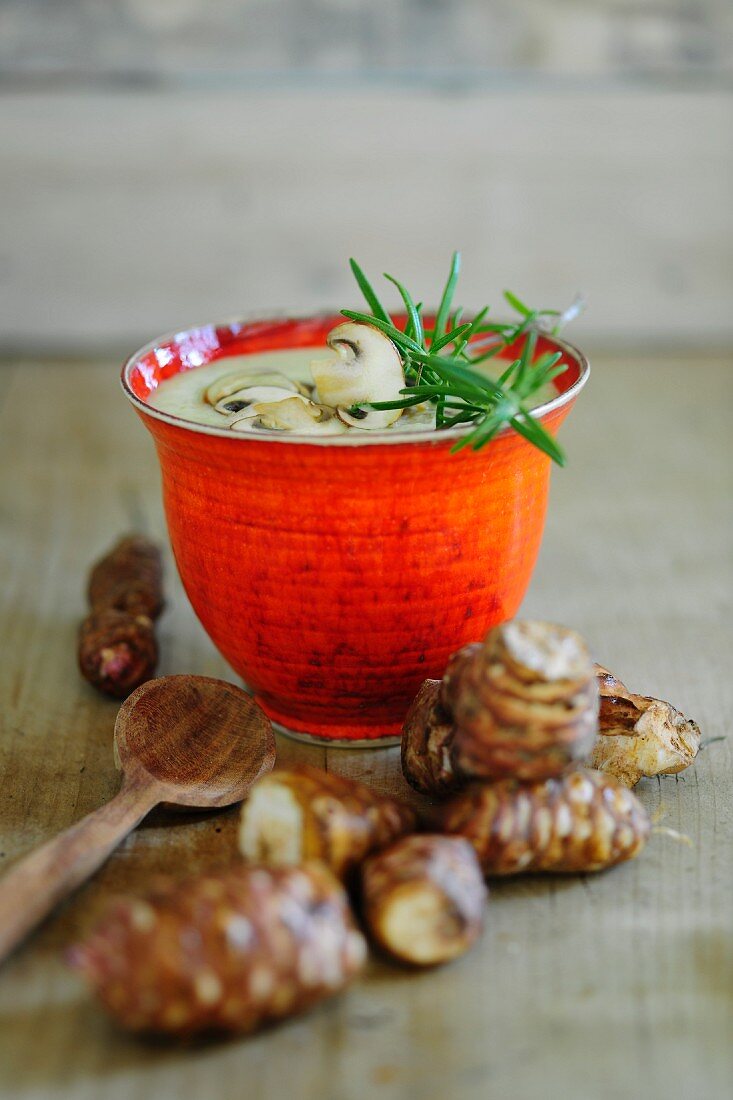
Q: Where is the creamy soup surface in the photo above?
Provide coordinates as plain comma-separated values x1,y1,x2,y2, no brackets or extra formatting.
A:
149,347,559,435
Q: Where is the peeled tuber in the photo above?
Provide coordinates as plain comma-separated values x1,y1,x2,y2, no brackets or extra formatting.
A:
239,764,417,879
361,835,487,966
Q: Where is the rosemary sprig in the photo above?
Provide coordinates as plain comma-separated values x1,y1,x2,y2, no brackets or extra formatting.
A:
342,254,582,464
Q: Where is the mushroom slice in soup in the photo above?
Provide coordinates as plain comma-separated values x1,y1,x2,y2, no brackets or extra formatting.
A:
214,385,301,416
311,322,405,430
205,369,309,407
336,405,397,430
230,396,347,435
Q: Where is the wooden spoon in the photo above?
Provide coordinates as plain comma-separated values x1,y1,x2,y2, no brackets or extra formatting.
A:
0,675,275,963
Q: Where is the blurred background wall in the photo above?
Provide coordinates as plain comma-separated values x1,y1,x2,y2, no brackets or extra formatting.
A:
0,0,731,352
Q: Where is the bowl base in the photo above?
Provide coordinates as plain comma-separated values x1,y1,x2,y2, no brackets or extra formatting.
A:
258,695,404,747
272,721,402,749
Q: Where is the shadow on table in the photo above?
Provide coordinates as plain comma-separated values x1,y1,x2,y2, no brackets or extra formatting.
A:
0,981,344,1094
0,998,184,1091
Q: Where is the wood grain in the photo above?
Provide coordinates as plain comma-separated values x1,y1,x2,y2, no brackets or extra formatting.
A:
0,350,731,1098
0,90,731,350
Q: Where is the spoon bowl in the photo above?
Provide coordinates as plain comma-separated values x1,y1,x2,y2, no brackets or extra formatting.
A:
115,675,276,807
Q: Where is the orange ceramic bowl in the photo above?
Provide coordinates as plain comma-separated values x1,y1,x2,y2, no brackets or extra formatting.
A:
122,314,589,745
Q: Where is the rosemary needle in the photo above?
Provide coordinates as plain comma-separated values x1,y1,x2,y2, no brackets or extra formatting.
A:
342,254,584,465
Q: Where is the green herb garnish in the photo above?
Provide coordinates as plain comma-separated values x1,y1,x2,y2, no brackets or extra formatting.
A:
342,254,583,464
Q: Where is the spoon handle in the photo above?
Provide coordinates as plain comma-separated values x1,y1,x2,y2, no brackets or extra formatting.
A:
0,774,160,964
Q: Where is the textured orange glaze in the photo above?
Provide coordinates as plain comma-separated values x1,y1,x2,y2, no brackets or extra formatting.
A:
122,315,587,742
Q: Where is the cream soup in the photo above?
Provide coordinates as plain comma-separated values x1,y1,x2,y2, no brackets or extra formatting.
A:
149,346,558,435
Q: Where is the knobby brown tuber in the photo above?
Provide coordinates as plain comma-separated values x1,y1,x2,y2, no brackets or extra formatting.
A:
436,768,650,875
238,765,417,880
361,835,487,966
67,862,366,1036
401,679,462,798
77,535,164,698
588,664,701,786
87,534,163,618
442,621,599,782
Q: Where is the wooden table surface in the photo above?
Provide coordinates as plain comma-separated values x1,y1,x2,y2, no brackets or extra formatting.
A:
0,351,731,1100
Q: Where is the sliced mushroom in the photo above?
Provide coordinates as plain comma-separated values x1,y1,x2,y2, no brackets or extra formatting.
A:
337,406,392,430
230,396,347,435
214,385,299,416
310,322,405,430
205,369,309,407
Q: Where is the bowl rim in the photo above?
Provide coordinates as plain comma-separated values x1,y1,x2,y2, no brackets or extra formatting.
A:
121,311,590,448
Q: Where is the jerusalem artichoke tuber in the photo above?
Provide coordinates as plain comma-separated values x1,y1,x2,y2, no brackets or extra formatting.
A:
361,835,487,966
78,535,163,698
436,767,650,875
87,534,163,619
68,862,366,1035
239,765,417,879
401,679,462,799
78,610,157,700
589,664,701,786
441,621,599,781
